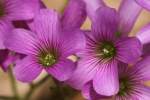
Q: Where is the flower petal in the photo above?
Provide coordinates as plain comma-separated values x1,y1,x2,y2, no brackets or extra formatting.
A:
116,37,142,63
134,85,150,99
119,0,142,35
82,82,92,100
13,0,44,29
33,9,61,40
60,30,86,56
46,59,76,81
83,0,105,21
0,20,14,49
61,0,87,31
143,43,150,56
92,7,119,41
13,56,42,82
6,0,38,20
82,81,106,100
118,62,128,76
135,0,150,11
5,29,36,55
26,0,46,30
93,60,119,96
130,56,150,81
67,57,99,89
1,53,24,72
136,24,150,45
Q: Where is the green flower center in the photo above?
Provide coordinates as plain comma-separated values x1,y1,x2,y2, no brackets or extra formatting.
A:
99,42,116,58
0,2,5,17
39,53,56,67
118,77,131,96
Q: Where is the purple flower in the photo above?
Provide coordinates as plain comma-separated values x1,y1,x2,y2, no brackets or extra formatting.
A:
5,9,85,82
67,6,143,96
135,0,150,11
83,0,142,35
82,56,150,100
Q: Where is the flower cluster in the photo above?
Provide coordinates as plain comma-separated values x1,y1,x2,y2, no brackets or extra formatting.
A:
1,0,150,100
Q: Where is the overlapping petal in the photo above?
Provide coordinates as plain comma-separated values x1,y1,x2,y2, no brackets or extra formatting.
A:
61,0,86,31
60,30,86,56
82,82,92,100
67,57,99,89
93,60,119,96
82,82,107,100
0,20,13,49
33,9,61,41
118,62,128,76
13,56,42,82
143,43,150,56
5,29,37,55
136,24,150,45
134,85,150,99
46,59,76,81
135,0,150,11
6,0,36,20
92,7,119,41
115,37,142,63
83,0,105,21
130,56,150,81
119,0,142,35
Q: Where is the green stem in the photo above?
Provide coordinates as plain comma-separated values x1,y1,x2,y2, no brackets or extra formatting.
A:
24,75,50,100
8,67,20,100
52,78,66,100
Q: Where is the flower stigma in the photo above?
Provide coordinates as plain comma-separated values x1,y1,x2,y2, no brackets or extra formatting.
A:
39,53,56,67
118,77,131,96
99,41,116,58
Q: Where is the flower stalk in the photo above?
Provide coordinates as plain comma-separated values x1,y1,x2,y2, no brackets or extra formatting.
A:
8,66,20,100
24,75,50,100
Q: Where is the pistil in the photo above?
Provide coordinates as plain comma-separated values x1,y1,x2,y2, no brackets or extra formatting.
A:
39,53,56,67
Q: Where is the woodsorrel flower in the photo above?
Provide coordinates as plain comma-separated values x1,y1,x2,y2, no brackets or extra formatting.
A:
67,6,143,96
82,56,150,100
5,9,85,82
